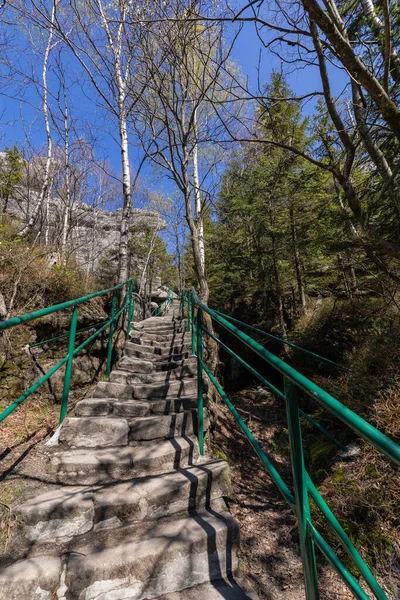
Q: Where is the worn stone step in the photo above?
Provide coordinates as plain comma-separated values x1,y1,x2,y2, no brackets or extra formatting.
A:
137,323,188,334
59,417,130,448
75,397,149,418
131,336,191,349
60,409,207,447
109,365,196,385
68,509,239,599
133,330,189,343
75,395,205,418
135,318,186,330
0,556,62,600
124,342,192,360
0,510,238,600
69,509,238,599
49,436,199,483
153,353,193,368
132,378,205,400
128,409,209,441
92,381,134,399
15,460,230,543
117,356,154,374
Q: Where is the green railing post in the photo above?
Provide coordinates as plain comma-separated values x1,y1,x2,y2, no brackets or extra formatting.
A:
60,306,78,424
106,292,116,377
196,307,204,455
126,281,133,340
284,377,320,600
191,299,196,354
187,293,191,332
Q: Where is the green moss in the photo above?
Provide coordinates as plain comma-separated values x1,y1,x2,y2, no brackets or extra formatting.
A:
211,442,229,463
308,438,336,481
332,467,345,484
365,464,380,479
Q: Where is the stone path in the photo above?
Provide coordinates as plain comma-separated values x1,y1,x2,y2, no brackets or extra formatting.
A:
0,300,257,599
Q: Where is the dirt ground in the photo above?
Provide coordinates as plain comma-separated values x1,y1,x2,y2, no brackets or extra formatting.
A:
209,386,393,600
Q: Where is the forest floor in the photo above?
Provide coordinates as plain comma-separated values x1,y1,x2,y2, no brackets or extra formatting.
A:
209,386,393,600
0,387,93,554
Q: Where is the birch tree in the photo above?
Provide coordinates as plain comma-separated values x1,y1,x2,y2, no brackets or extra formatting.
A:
18,0,59,238
132,0,242,304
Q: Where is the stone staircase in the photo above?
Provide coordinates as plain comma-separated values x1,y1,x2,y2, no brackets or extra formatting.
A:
0,299,257,599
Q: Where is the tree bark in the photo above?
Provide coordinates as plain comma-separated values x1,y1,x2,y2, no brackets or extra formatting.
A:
302,0,400,141
289,205,306,311
19,0,57,237
270,199,287,343
193,106,205,271
359,0,400,84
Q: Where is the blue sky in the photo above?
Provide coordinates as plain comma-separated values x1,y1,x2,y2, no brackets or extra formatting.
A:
0,18,347,211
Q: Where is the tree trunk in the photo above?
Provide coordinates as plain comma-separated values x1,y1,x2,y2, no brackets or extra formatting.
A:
19,0,57,237
270,200,287,344
193,106,205,271
117,107,132,285
60,82,71,264
359,0,400,83
289,205,306,312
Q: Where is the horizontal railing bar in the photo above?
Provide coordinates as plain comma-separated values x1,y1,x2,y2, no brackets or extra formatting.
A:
201,325,285,400
72,318,112,354
0,355,68,423
0,279,131,332
29,319,109,348
212,308,340,367
0,317,112,424
200,358,295,508
299,411,347,451
307,476,388,600
309,523,372,600
192,291,400,466
202,324,345,450
114,301,128,321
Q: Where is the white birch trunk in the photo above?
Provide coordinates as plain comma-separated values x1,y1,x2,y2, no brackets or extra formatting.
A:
96,0,132,284
193,106,205,271
19,0,57,237
60,83,71,264
359,0,400,82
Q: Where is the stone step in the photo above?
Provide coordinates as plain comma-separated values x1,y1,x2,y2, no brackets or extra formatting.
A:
57,509,237,600
131,335,190,348
135,318,187,330
75,395,205,418
109,365,196,385
133,378,205,400
133,330,189,342
49,436,199,483
127,410,208,442
138,322,187,333
59,416,130,448
15,460,230,543
59,409,207,447
124,342,192,360
93,381,134,399
116,356,196,376
117,356,154,373
0,509,238,600
153,353,193,368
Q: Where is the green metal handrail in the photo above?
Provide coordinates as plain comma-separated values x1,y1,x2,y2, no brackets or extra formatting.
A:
0,279,135,425
182,288,400,600
211,308,340,367
152,288,175,316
